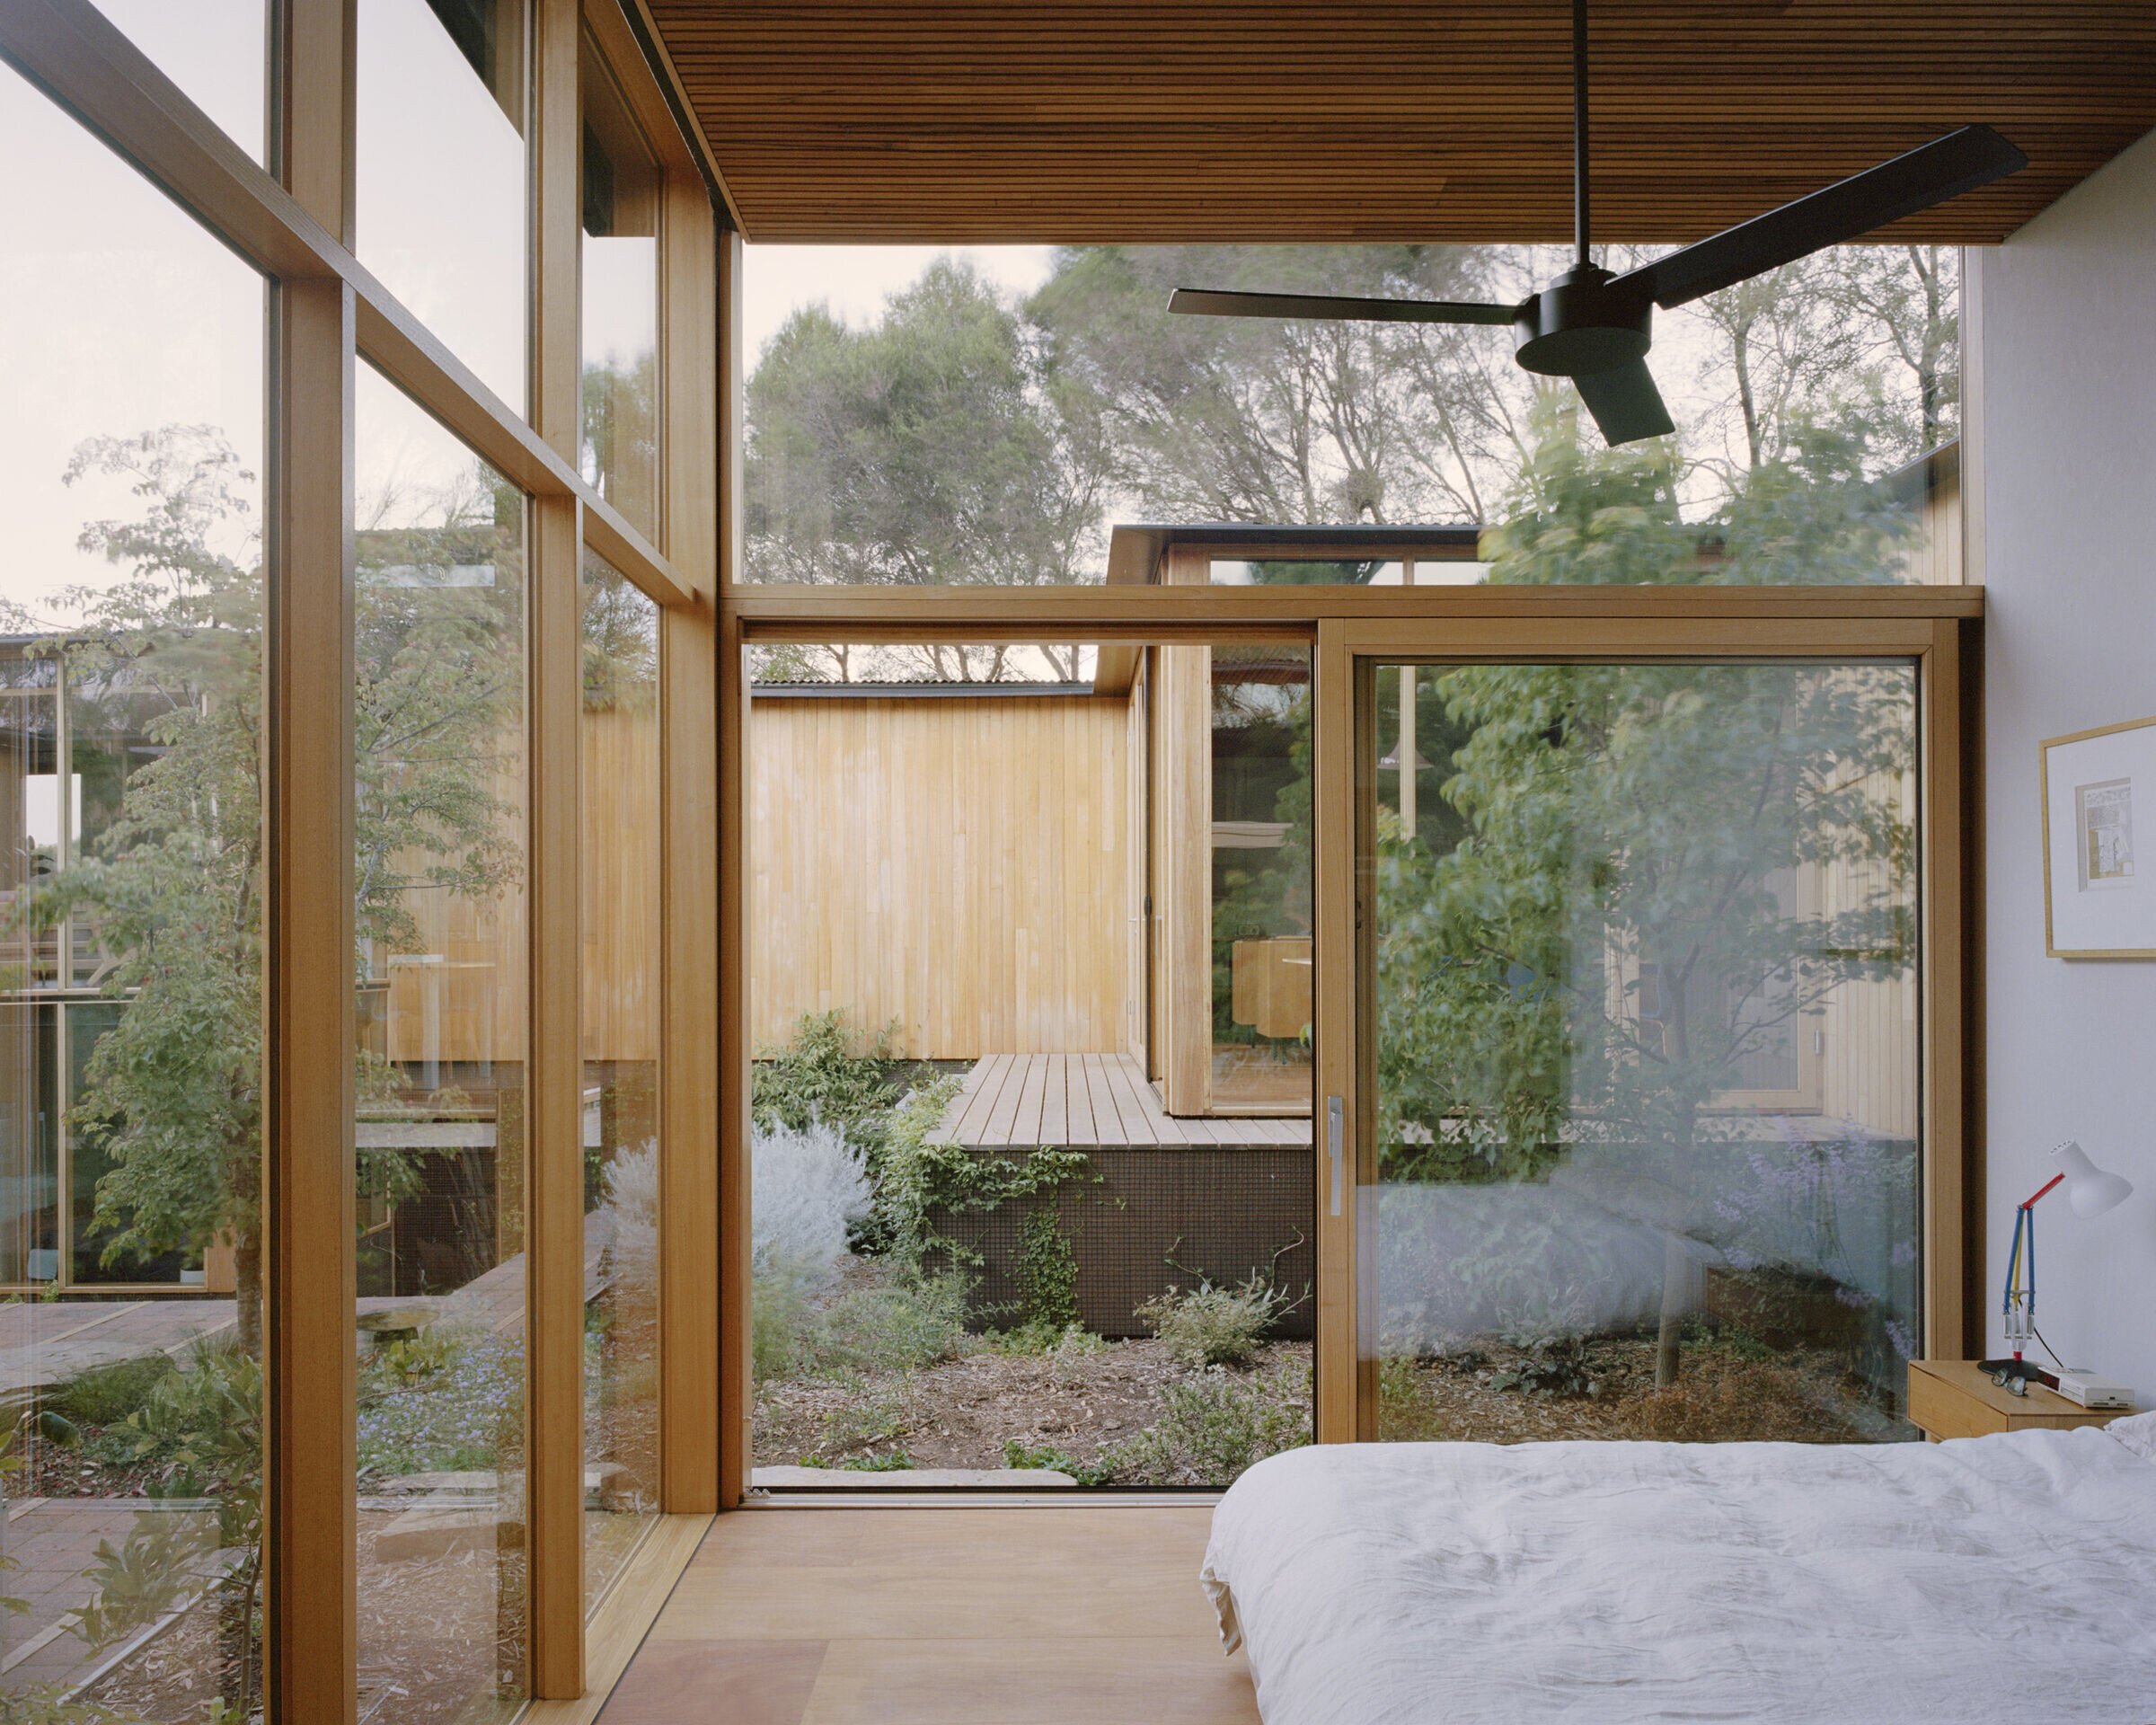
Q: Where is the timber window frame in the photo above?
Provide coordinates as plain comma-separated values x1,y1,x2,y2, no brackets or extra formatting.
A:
719,579,1982,1496
0,0,720,1713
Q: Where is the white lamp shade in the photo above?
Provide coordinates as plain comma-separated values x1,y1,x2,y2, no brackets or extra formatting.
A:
2054,1140,2134,1218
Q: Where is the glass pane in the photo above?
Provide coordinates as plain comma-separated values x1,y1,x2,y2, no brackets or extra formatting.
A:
579,547,660,1608
89,0,267,164
0,60,265,1718
356,363,528,1721
1366,659,1922,1445
745,243,1960,585
747,641,1313,1490
1210,647,1312,1111
580,36,662,538
358,0,530,414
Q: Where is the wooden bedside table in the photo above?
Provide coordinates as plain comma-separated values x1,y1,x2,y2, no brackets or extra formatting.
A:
1906,1359,2137,1442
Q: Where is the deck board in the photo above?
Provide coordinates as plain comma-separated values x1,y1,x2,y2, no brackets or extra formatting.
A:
935,1053,1311,1150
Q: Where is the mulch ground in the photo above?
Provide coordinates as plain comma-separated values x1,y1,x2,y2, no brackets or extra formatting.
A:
755,1337,1313,1474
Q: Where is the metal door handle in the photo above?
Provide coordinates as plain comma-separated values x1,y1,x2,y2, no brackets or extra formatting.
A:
1327,1095,1344,1217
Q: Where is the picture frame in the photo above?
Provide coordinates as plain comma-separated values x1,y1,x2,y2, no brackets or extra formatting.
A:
2041,715,2156,958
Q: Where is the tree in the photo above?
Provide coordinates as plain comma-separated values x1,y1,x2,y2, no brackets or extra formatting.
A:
746,258,1109,680
13,425,524,1356
1373,406,1919,1384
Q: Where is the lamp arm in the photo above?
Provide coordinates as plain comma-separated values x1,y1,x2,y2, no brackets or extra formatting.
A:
2019,1172,2065,1211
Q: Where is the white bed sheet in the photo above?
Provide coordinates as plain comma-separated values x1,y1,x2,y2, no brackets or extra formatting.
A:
1203,1415,2156,1724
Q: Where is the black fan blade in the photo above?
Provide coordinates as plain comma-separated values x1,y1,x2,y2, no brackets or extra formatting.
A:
1169,288,1516,327
1573,360,1674,447
1617,125,2027,310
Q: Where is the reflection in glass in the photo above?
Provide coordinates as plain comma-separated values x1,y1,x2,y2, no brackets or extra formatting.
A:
90,0,268,163
1210,647,1312,1112
355,364,528,1721
1,59,265,1719
579,549,661,1607
358,0,530,413
1367,659,1922,1446
581,35,662,537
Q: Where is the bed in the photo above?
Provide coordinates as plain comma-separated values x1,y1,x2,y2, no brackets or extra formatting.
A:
1202,1413,2156,1724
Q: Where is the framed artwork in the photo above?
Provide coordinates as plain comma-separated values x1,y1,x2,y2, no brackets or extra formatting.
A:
2042,715,2156,958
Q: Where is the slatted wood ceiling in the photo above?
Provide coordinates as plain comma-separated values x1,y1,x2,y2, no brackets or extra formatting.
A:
642,1,2156,243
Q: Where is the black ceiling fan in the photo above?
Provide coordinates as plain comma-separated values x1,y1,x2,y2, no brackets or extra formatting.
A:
1167,0,2027,446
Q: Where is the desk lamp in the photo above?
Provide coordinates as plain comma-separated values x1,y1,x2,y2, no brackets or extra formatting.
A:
1985,1141,2134,1394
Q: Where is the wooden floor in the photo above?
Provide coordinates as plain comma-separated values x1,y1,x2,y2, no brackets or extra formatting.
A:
593,1508,1260,1725
933,1052,1310,1148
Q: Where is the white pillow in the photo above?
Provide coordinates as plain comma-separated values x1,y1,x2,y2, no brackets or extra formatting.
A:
2104,1408,2156,1464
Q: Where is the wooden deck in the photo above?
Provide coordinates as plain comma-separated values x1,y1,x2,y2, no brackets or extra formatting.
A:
932,1053,1311,1148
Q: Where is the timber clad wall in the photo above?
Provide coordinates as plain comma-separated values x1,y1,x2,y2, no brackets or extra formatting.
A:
749,694,1133,1059
384,704,659,1067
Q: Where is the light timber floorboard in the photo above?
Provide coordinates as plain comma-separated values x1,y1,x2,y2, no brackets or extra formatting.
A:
593,1508,1259,1725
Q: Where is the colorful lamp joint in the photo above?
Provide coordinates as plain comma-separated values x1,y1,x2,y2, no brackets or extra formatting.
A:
1988,1142,2134,1394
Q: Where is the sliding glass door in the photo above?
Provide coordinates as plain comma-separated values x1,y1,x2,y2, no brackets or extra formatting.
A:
1309,616,1966,1446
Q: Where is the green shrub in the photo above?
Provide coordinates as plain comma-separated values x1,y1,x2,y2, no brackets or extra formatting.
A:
1002,1438,1114,1486
46,1353,176,1429
1136,1271,1301,1369
807,1269,973,1377
1489,1336,1602,1399
752,1011,913,1151
1107,1363,1312,1487
756,1261,973,1387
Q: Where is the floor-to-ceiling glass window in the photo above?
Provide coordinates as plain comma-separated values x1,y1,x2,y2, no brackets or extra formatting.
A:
354,362,530,1721
0,53,266,1718
1364,655,1923,1445
579,546,660,1607
358,0,532,413
580,30,662,539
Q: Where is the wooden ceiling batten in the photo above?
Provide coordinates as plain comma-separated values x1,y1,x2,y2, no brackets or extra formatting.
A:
641,0,2156,243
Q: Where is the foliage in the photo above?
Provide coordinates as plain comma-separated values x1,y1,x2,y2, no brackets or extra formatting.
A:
0,1686,159,1725
1136,1270,1303,1370
68,1514,204,1650
1001,1438,1115,1487
862,1074,1094,1273
1013,1204,1081,1334
751,1114,872,1290
755,1261,974,1386
356,1328,522,1481
746,258,1106,678
45,1355,177,1430
1489,1336,1604,1400
4,425,522,1354
1374,410,1918,1191
751,1011,912,1151
1104,1363,1312,1488
808,1377,911,1460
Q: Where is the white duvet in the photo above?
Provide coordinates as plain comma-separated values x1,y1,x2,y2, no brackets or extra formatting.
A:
1203,1415,2156,1724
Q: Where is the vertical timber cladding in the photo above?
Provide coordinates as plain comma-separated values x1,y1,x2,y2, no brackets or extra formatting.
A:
747,689,1132,1060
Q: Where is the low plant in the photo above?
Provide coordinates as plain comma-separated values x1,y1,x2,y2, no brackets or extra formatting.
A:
1001,1438,1114,1486
1489,1336,1602,1399
805,1269,974,1377
835,1449,915,1473
1137,1266,1304,1370
814,1378,910,1457
45,1354,176,1429
1108,1363,1312,1487
357,1328,521,1480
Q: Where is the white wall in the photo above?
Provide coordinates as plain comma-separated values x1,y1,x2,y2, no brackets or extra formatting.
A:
1975,126,2156,1400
